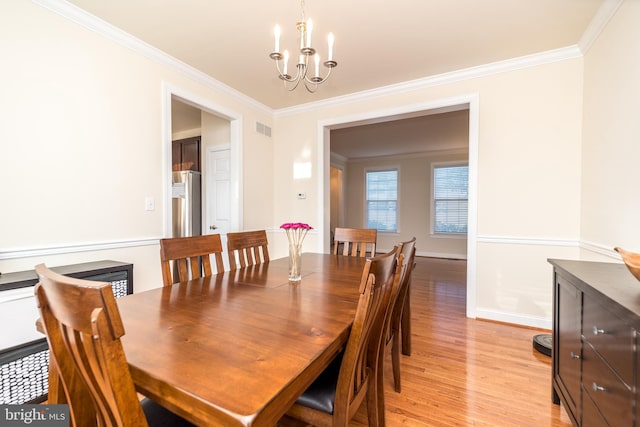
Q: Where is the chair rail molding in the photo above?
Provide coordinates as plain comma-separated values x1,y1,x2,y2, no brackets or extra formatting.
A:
0,238,160,260
476,235,579,247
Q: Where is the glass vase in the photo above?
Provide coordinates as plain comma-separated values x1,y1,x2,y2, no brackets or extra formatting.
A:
288,243,302,282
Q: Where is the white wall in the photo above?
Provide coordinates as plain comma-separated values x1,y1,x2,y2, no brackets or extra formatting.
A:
0,0,274,293
335,110,469,258
274,56,585,328
581,0,640,259
1,0,635,331
342,151,469,258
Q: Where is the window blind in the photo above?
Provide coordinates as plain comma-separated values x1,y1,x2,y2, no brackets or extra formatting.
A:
434,165,468,233
366,170,397,232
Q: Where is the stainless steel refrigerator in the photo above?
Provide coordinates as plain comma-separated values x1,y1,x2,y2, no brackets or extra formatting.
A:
172,170,201,238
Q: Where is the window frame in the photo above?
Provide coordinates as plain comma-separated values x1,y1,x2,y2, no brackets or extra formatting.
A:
431,161,469,238
364,167,399,233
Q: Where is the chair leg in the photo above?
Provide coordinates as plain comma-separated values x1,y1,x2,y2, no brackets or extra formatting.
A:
367,377,384,427
401,287,412,356
366,351,387,427
392,329,401,393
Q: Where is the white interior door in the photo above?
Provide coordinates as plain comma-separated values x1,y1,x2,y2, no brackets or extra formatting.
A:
205,148,231,239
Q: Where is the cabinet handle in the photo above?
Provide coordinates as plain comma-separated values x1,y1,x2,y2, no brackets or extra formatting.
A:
592,325,607,335
592,382,607,392
569,351,580,359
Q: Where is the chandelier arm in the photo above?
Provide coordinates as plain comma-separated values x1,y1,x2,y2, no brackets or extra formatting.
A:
303,60,336,86
303,80,318,93
273,56,307,85
282,64,308,91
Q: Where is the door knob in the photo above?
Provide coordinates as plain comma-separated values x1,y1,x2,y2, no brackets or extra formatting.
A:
209,225,218,230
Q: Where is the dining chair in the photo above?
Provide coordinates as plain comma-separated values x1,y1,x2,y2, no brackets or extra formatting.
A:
159,233,224,286
333,227,377,257
383,237,417,393
34,264,194,427
226,229,270,270
284,247,402,427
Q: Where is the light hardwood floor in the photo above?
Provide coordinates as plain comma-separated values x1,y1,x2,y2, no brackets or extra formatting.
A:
281,257,573,426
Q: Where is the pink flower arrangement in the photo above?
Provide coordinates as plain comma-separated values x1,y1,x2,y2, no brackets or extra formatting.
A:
281,223,313,281
280,222,313,247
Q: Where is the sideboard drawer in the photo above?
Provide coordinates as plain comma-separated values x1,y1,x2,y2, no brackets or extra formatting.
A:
583,293,634,384
582,343,632,426
581,389,608,427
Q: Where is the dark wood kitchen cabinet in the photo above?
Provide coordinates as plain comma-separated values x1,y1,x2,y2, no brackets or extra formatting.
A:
172,136,200,171
549,259,639,426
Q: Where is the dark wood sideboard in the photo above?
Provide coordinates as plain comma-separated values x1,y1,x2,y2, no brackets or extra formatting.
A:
549,259,640,426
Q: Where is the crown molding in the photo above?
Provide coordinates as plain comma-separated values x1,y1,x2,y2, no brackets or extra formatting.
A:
274,45,583,117
32,0,273,116
578,0,624,54
330,152,348,166
34,0,621,121
346,147,469,163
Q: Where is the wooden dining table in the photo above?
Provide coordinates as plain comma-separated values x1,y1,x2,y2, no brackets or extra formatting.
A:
117,253,369,426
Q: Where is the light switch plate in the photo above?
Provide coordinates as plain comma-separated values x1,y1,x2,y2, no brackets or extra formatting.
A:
144,196,155,211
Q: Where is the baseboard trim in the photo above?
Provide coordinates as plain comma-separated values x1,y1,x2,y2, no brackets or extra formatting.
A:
476,308,551,330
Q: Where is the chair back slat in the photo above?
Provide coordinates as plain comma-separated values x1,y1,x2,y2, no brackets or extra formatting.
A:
160,234,224,286
333,227,377,258
227,230,270,270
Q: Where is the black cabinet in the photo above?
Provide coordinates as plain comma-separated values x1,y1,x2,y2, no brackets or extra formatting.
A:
0,260,133,404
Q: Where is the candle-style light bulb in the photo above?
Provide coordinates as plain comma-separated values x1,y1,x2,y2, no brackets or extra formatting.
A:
328,33,334,61
314,53,320,77
306,19,313,48
283,50,289,75
274,24,280,53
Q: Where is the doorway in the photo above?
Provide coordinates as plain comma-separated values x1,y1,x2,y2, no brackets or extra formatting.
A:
329,166,344,244
319,94,479,319
163,83,243,240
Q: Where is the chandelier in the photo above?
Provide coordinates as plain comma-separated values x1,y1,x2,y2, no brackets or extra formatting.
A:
269,0,337,93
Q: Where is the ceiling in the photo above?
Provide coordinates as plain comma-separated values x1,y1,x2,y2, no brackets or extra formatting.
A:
331,109,470,159
66,0,603,110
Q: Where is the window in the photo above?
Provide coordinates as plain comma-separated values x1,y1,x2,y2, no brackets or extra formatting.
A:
433,164,468,234
366,169,397,232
